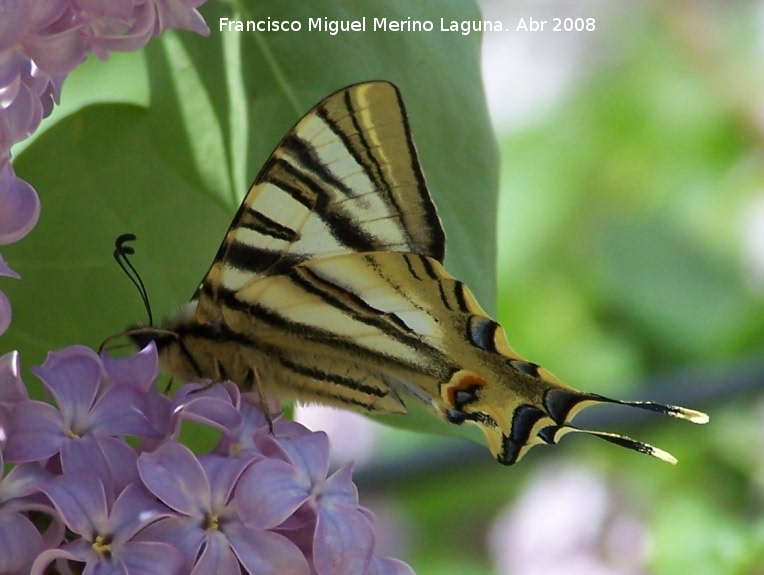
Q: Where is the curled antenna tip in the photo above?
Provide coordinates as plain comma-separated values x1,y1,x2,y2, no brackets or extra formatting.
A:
656,403,709,424
647,445,678,465
112,232,154,327
679,408,709,424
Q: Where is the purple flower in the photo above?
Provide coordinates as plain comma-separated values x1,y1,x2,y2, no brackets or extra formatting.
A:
213,392,304,459
0,343,416,574
4,345,162,463
0,160,40,244
238,430,377,575
0,162,40,335
31,475,181,575
0,453,62,575
137,442,310,575
489,464,650,575
170,381,243,438
0,349,27,454
148,0,210,36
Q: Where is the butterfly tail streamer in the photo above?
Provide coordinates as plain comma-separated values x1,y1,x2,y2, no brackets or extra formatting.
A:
528,388,709,465
538,424,679,464
585,395,710,424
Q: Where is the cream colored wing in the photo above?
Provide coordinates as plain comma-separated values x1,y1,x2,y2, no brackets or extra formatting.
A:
196,81,445,324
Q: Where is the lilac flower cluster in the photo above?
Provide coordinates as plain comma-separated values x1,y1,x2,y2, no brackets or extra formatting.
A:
0,0,210,336
0,343,414,575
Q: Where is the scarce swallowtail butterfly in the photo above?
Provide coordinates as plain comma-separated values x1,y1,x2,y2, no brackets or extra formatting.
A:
130,81,708,465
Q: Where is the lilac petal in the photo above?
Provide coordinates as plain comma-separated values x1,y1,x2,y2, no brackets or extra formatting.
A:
22,26,86,76
0,511,43,575
173,382,236,406
321,465,359,507
60,436,114,496
41,474,108,538
0,461,49,501
0,350,26,403
277,432,331,485
365,557,416,575
35,73,64,117
0,290,11,336
88,3,154,55
29,0,69,29
237,399,269,431
101,343,159,391
134,390,173,449
136,516,205,573
3,81,41,146
121,541,182,575
226,523,310,575
31,546,89,575
314,503,375,575
200,454,255,511
190,531,239,575
89,384,162,438
32,346,101,424
98,436,140,493
5,400,64,462
138,442,210,515
177,395,242,434
75,0,134,19
0,52,23,104
0,0,30,52
0,163,40,244
20,501,66,550
151,0,209,36
213,400,269,456
109,483,173,543
251,423,308,462
0,254,20,278
236,459,309,529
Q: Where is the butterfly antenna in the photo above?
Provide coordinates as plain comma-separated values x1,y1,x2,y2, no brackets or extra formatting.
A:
114,233,154,327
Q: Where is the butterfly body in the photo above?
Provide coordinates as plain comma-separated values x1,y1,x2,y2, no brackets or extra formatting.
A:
133,81,707,465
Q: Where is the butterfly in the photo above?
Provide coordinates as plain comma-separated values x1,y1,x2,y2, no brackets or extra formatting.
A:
130,81,708,465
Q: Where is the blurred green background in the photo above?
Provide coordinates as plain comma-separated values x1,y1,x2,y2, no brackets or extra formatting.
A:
6,0,764,574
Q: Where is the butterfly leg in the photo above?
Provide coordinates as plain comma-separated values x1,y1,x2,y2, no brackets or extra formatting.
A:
245,367,274,434
186,358,228,396
163,377,176,395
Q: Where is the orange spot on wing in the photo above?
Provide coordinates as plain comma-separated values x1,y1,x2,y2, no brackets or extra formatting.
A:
444,370,487,408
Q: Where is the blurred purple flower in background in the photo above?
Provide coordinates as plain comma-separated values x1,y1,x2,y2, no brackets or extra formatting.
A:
489,464,650,575
0,0,210,336
0,343,416,574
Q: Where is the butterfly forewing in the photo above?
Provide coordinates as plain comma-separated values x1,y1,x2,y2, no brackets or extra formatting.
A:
197,82,445,324
139,81,708,466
